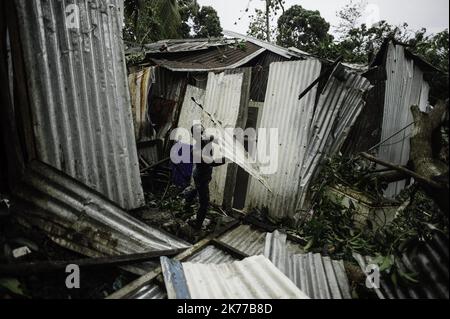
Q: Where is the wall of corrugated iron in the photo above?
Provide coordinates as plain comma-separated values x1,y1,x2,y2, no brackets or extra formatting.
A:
14,0,144,210
205,70,251,207
179,71,251,206
298,69,372,209
379,43,431,197
246,51,288,102
176,85,206,140
245,61,372,220
342,66,386,156
245,59,322,220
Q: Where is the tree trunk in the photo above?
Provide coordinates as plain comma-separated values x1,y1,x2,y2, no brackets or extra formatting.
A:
410,100,449,214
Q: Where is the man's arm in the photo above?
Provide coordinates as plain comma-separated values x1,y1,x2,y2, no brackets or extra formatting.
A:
192,148,227,167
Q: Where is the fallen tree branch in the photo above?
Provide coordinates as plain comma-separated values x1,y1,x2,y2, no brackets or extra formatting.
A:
364,169,409,184
0,249,185,276
360,152,444,189
410,100,449,214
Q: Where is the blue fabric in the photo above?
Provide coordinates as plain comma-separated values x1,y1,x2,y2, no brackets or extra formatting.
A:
171,143,193,189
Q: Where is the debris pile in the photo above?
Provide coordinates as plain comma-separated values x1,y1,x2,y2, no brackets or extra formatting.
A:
0,1,447,300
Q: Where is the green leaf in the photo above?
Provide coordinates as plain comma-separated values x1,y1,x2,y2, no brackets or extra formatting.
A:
398,270,419,284
304,238,314,251
0,278,27,297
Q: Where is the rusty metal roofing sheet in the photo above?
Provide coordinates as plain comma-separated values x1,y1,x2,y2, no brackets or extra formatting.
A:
15,0,144,210
137,38,240,54
223,30,308,59
378,42,431,198
151,42,265,72
181,255,310,299
264,231,352,299
128,67,155,142
353,230,449,299
245,59,322,220
12,161,190,276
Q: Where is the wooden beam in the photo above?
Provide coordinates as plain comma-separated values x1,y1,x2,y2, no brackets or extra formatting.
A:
211,239,250,260
140,157,170,173
0,249,185,276
360,152,444,189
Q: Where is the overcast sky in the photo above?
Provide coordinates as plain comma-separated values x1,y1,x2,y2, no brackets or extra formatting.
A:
196,0,449,36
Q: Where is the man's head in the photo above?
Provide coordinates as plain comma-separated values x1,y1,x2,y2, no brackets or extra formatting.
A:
191,123,205,143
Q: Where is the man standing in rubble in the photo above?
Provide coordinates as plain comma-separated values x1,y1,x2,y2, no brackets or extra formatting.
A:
183,124,226,231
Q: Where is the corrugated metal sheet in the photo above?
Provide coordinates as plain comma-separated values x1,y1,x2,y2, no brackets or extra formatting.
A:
341,66,386,156
161,256,191,299
152,66,186,102
182,255,310,299
151,42,266,72
353,231,449,299
379,42,431,197
129,38,240,55
245,59,322,220
129,284,167,300
245,61,372,219
124,245,236,300
151,67,187,142
218,224,304,256
264,231,352,299
203,70,252,206
128,67,155,142
176,85,206,143
11,161,190,276
288,254,352,299
248,51,288,102
298,68,372,208
186,245,236,264
223,30,309,59
15,0,144,210
121,224,304,299
176,80,270,205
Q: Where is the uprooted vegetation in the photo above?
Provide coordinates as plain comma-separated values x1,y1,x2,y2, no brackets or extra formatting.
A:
292,155,448,294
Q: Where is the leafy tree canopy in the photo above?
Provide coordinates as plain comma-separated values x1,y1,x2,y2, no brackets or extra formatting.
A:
193,6,223,38
276,5,333,54
123,0,222,44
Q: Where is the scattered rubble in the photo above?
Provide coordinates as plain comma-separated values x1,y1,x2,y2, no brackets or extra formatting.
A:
0,1,448,300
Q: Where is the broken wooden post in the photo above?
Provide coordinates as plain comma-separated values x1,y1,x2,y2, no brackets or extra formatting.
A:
0,249,185,276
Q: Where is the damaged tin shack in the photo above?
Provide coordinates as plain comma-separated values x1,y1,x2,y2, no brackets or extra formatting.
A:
0,0,448,300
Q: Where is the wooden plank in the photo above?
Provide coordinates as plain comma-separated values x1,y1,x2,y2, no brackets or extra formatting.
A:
0,249,185,276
